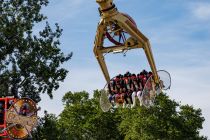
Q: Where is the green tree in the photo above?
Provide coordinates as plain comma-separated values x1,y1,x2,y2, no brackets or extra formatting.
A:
0,0,72,101
58,91,207,140
119,94,207,140
32,111,59,140
32,91,207,140
57,90,123,140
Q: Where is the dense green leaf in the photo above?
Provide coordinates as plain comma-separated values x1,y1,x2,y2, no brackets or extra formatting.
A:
33,91,207,140
0,0,72,102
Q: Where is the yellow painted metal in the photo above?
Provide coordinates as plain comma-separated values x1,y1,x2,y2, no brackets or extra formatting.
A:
94,0,160,84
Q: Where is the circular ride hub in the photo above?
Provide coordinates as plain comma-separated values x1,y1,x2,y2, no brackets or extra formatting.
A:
0,97,39,139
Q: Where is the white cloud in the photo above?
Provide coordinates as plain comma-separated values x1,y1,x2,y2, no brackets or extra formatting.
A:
191,3,210,20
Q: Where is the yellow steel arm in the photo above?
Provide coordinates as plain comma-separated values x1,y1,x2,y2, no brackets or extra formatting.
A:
94,0,159,84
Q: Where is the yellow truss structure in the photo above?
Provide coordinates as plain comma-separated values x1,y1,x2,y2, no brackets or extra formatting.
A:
94,0,159,84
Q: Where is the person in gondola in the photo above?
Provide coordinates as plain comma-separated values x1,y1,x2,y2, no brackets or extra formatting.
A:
136,72,145,106
147,71,153,79
115,87,125,107
8,100,14,109
123,72,133,107
19,103,30,116
146,72,156,101
108,79,116,105
109,75,123,106
131,74,141,108
142,69,148,77
141,71,148,88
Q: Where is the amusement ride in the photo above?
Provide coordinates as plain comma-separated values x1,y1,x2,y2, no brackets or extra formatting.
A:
0,0,171,139
93,0,171,111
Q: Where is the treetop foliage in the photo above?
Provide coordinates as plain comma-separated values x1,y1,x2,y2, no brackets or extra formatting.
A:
33,90,207,140
0,0,72,102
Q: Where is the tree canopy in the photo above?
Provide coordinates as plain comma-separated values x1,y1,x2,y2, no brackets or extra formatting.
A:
33,90,207,140
0,0,72,102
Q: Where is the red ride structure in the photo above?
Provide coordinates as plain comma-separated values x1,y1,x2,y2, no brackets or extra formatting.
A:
0,97,16,139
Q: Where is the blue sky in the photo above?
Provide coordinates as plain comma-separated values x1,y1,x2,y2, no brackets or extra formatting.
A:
37,0,210,137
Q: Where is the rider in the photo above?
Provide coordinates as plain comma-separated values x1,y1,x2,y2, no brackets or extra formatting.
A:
8,100,14,109
19,103,30,116
136,72,145,106
141,71,148,88
115,86,125,107
123,72,133,107
108,79,116,105
110,75,124,107
142,69,148,77
146,71,156,102
130,74,138,108
147,71,153,79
